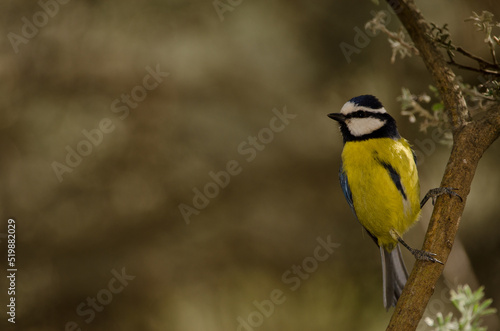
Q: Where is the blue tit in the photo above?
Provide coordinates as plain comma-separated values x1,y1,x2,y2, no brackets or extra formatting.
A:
328,95,456,309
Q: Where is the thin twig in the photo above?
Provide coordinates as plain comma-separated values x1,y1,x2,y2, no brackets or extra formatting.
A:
456,46,497,69
487,39,499,66
379,25,420,55
447,60,500,76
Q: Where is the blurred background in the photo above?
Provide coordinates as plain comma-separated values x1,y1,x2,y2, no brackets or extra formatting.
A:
1,0,500,330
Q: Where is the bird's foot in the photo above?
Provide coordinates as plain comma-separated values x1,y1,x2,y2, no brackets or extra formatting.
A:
394,232,444,265
420,187,462,208
410,248,443,265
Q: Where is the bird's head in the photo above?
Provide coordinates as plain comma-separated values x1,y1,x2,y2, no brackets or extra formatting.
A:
328,95,400,142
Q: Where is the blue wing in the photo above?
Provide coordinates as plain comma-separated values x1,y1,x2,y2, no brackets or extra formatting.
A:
339,160,356,217
339,160,379,245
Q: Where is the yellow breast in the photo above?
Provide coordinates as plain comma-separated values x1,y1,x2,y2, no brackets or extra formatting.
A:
342,137,421,249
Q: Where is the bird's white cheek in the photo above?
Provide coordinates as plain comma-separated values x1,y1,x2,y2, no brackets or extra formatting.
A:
346,118,385,137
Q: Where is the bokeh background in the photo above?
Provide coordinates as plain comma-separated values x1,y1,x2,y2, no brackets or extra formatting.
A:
1,1,500,330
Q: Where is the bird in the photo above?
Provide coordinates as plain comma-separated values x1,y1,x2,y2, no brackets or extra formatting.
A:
327,95,460,309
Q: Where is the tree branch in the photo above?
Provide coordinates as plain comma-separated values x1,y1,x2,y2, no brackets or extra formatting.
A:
455,46,498,69
447,60,500,76
384,0,500,330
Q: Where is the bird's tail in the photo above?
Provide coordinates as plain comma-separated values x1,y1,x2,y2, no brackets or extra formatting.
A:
380,245,408,310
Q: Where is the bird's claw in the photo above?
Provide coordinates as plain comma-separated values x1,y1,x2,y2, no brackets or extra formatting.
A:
412,249,443,265
428,187,462,205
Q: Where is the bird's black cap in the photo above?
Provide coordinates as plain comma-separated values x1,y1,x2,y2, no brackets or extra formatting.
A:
348,95,383,109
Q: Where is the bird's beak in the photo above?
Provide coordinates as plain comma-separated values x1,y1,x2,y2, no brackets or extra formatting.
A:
328,113,345,122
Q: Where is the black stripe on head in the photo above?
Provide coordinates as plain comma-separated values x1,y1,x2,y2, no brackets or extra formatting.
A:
344,110,386,119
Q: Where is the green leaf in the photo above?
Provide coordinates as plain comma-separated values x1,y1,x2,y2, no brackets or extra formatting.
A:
428,85,440,98
432,103,444,112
